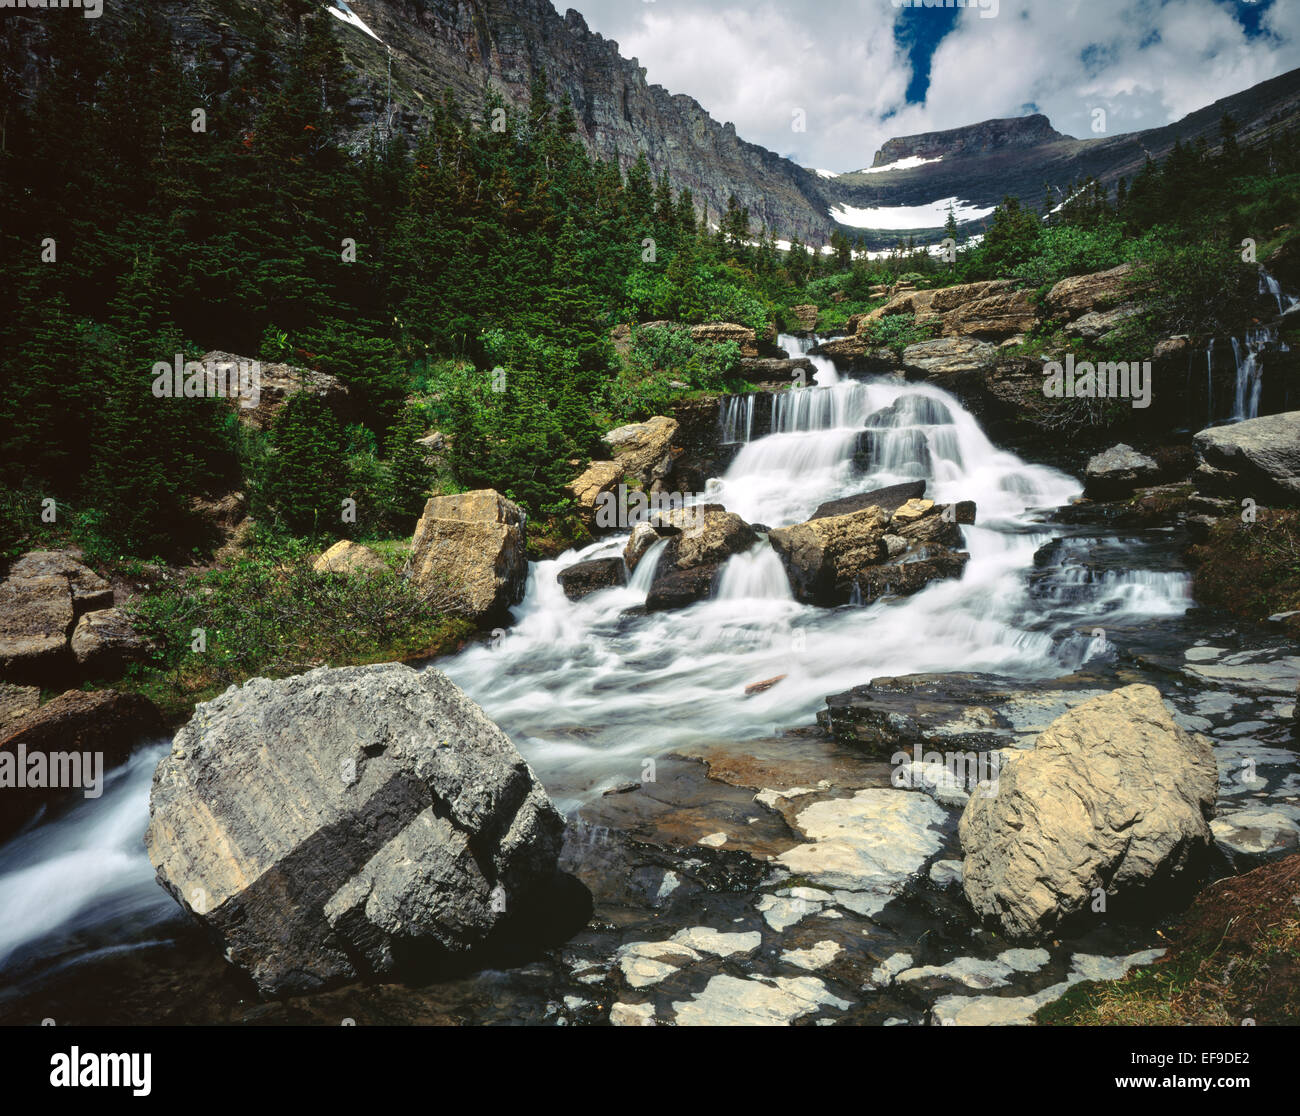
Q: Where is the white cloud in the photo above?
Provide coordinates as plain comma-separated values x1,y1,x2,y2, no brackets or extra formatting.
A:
556,0,1300,171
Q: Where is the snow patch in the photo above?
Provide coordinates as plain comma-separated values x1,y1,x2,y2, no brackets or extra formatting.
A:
830,197,995,231
327,1,383,43
863,155,943,174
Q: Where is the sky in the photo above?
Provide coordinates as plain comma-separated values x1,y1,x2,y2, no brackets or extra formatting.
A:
553,0,1300,173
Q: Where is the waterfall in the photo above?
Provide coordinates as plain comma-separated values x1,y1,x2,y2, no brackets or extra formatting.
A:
1231,326,1277,421
1259,266,1300,317
719,394,756,445
0,343,1197,978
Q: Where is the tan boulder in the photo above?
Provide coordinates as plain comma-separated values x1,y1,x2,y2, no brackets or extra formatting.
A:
70,608,152,678
568,459,624,518
0,683,39,735
602,415,679,481
942,288,1039,339
200,351,351,432
1043,265,1133,321
690,322,760,357
789,304,820,332
768,506,891,605
959,684,1217,940
0,550,115,682
405,490,527,625
312,540,390,575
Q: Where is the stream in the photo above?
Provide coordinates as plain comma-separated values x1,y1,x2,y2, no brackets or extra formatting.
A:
2,335,1290,1024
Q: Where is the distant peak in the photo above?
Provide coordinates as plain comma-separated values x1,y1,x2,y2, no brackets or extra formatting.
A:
871,113,1067,166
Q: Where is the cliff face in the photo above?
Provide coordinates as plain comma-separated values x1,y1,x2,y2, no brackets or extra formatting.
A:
871,114,1068,165
171,0,839,242
13,1,1300,243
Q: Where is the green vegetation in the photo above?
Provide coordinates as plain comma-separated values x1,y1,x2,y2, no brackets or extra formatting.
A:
1038,855,1300,1026
1190,509,1300,633
121,540,473,720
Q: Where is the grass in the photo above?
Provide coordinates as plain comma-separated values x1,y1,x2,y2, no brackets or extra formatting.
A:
1190,509,1300,632
1037,855,1300,1025
116,541,475,722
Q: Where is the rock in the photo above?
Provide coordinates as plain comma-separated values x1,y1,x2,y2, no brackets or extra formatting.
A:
70,608,152,678
145,664,566,997
789,304,819,332
1,689,163,841
7,550,113,611
200,351,351,432
645,506,758,610
1193,411,1300,505
602,415,679,483
312,540,390,575
0,550,114,682
737,357,814,385
811,480,926,520
0,573,74,681
768,506,890,605
858,279,1017,335
1044,265,1133,320
1153,335,1192,361
942,288,1038,339
818,673,1105,755
557,557,627,600
1067,304,1141,342
959,684,1217,940
690,322,760,358
567,459,624,523
0,683,39,735
644,565,717,610
1084,443,1161,499
854,550,970,604
406,490,527,625
624,521,667,573
902,336,999,379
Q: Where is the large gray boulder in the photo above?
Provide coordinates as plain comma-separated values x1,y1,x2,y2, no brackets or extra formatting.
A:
145,663,565,997
1084,443,1160,499
1193,411,1300,505
959,684,1217,940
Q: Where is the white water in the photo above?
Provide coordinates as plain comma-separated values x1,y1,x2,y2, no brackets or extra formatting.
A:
0,744,178,973
0,334,1195,971
435,336,1188,809
1231,325,1289,422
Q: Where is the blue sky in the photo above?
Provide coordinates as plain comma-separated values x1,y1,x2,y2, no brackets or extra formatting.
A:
554,0,1300,172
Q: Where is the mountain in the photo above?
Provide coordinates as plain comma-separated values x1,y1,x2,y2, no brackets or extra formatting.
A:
826,66,1300,246
14,1,1300,244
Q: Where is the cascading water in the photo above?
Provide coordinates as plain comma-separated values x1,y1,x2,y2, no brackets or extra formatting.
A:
0,334,1196,975
1260,266,1300,317
430,337,1191,808
1231,325,1288,421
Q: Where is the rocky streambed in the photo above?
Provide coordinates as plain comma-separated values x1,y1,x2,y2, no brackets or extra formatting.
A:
1,346,1298,1027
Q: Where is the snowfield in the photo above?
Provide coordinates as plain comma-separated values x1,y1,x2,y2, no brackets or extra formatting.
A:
829,196,996,230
